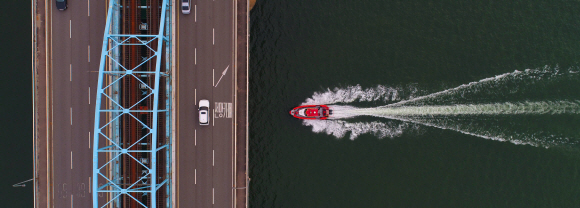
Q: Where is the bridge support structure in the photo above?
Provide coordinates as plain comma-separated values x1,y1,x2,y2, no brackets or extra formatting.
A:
92,0,172,207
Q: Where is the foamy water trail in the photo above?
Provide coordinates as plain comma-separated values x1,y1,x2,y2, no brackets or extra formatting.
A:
386,66,580,107
303,117,539,145
325,105,360,119
351,101,580,116
305,108,579,147
301,66,580,107
316,102,580,146
302,119,419,140
301,84,421,105
385,116,579,147
300,66,580,147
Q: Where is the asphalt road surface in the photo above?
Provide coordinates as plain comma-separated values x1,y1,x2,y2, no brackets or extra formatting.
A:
50,0,106,207
176,0,236,207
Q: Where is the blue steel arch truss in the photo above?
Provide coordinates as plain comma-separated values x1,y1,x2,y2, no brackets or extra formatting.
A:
92,0,171,207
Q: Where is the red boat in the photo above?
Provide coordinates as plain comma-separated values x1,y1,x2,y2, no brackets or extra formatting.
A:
289,105,332,120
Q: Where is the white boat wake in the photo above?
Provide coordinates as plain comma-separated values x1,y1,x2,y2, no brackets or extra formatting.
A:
301,84,422,105
299,66,580,147
302,119,420,140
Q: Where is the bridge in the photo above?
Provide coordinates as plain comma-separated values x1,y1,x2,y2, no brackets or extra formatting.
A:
31,0,249,207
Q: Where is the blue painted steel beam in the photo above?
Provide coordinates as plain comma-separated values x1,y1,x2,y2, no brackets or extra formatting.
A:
92,0,171,207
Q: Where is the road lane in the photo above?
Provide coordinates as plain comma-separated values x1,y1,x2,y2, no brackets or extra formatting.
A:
212,0,235,207
195,0,215,206
51,2,73,206
88,0,106,205
70,0,92,205
178,0,236,207
51,0,105,206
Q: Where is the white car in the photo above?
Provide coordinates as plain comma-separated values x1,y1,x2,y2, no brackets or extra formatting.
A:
198,99,210,125
182,0,191,14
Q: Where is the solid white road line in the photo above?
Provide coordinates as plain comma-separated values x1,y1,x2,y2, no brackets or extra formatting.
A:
70,151,73,169
69,20,71,38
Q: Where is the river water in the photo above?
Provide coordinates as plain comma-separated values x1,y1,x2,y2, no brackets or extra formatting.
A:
1,1,34,207
249,0,580,207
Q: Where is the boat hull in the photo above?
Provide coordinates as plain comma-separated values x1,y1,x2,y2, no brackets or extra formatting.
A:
289,105,331,120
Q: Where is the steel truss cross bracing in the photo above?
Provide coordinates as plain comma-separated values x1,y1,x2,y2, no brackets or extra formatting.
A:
92,0,171,207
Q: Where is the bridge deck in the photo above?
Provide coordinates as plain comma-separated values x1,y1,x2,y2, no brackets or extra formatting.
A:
32,0,249,207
